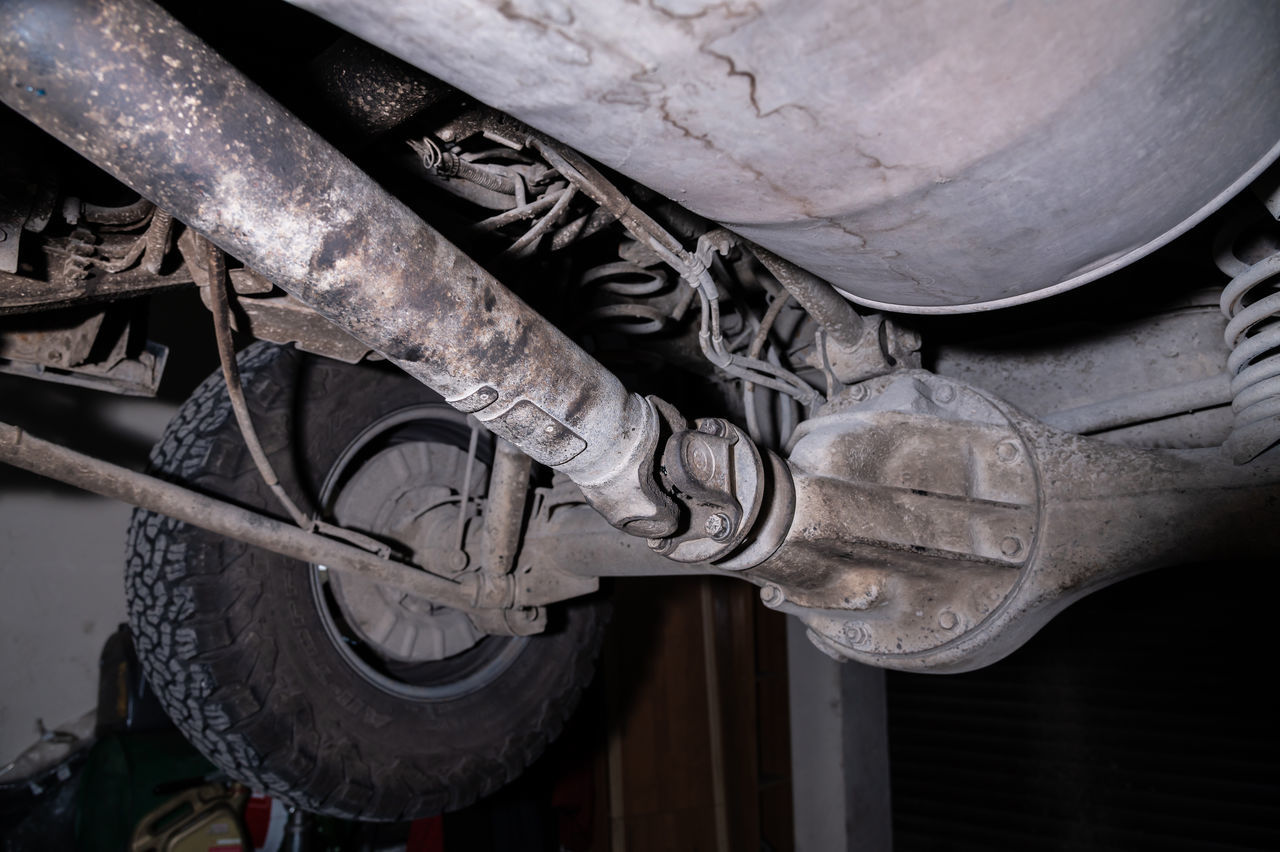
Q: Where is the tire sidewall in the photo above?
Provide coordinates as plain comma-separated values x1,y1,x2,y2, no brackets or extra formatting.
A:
126,343,605,819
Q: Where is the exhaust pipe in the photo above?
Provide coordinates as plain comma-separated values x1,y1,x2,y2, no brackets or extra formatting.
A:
0,0,675,535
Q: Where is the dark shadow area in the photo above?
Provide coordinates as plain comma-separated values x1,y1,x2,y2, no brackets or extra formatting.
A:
888,560,1280,852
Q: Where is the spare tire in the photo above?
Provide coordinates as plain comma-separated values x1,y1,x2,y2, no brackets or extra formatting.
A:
125,342,607,821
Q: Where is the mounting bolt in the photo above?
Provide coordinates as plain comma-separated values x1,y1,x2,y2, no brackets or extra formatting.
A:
842,623,872,647
848,384,869,402
934,384,956,404
1000,536,1024,558
995,440,1020,463
760,583,784,608
938,610,959,631
897,328,923,351
647,537,673,554
705,512,732,541
697,419,727,437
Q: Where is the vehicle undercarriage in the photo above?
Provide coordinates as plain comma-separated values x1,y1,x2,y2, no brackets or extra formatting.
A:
0,0,1277,822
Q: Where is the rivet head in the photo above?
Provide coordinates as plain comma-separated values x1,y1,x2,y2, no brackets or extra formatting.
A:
1000,536,1024,558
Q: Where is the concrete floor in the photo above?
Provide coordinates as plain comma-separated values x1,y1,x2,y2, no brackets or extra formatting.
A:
0,375,178,765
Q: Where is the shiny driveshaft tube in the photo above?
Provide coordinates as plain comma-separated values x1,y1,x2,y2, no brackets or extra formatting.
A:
0,0,675,536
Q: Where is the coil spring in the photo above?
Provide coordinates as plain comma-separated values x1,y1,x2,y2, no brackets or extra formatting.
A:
62,228,97,280
1221,249,1280,462
579,260,671,335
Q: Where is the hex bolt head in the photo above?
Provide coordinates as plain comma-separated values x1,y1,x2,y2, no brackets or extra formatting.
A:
842,623,872,647
697,419,727,437
938,610,959,631
647,537,673,554
848,384,869,402
705,512,732,541
995,440,1021,463
1000,536,1024,558
760,583,784,607
934,384,956,404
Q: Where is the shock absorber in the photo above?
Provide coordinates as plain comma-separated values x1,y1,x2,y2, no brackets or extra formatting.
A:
1221,249,1280,462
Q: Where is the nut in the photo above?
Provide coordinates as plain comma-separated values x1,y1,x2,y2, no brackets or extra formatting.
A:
759,583,784,607
647,537,673,554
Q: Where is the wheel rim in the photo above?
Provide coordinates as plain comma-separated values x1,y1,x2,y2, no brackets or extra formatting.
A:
310,403,528,701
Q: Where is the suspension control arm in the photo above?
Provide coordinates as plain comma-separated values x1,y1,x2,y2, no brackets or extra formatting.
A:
0,420,508,613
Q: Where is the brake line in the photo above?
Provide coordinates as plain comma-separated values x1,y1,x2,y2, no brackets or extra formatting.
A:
199,236,391,557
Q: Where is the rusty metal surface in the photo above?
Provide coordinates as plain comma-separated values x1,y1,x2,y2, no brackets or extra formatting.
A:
752,372,1280,671
232,290,374,364
290,0,1280,313
0,310,103,367
0,0,676,535
310,35,451,139
0,166,35,274
933,297,1235,447
0,303,168,395
482,439,535,578
0,245,191,315
0,339,166,396
0,419,491,612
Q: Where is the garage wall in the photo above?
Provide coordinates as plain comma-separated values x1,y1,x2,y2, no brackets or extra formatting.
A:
0,375,178,765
